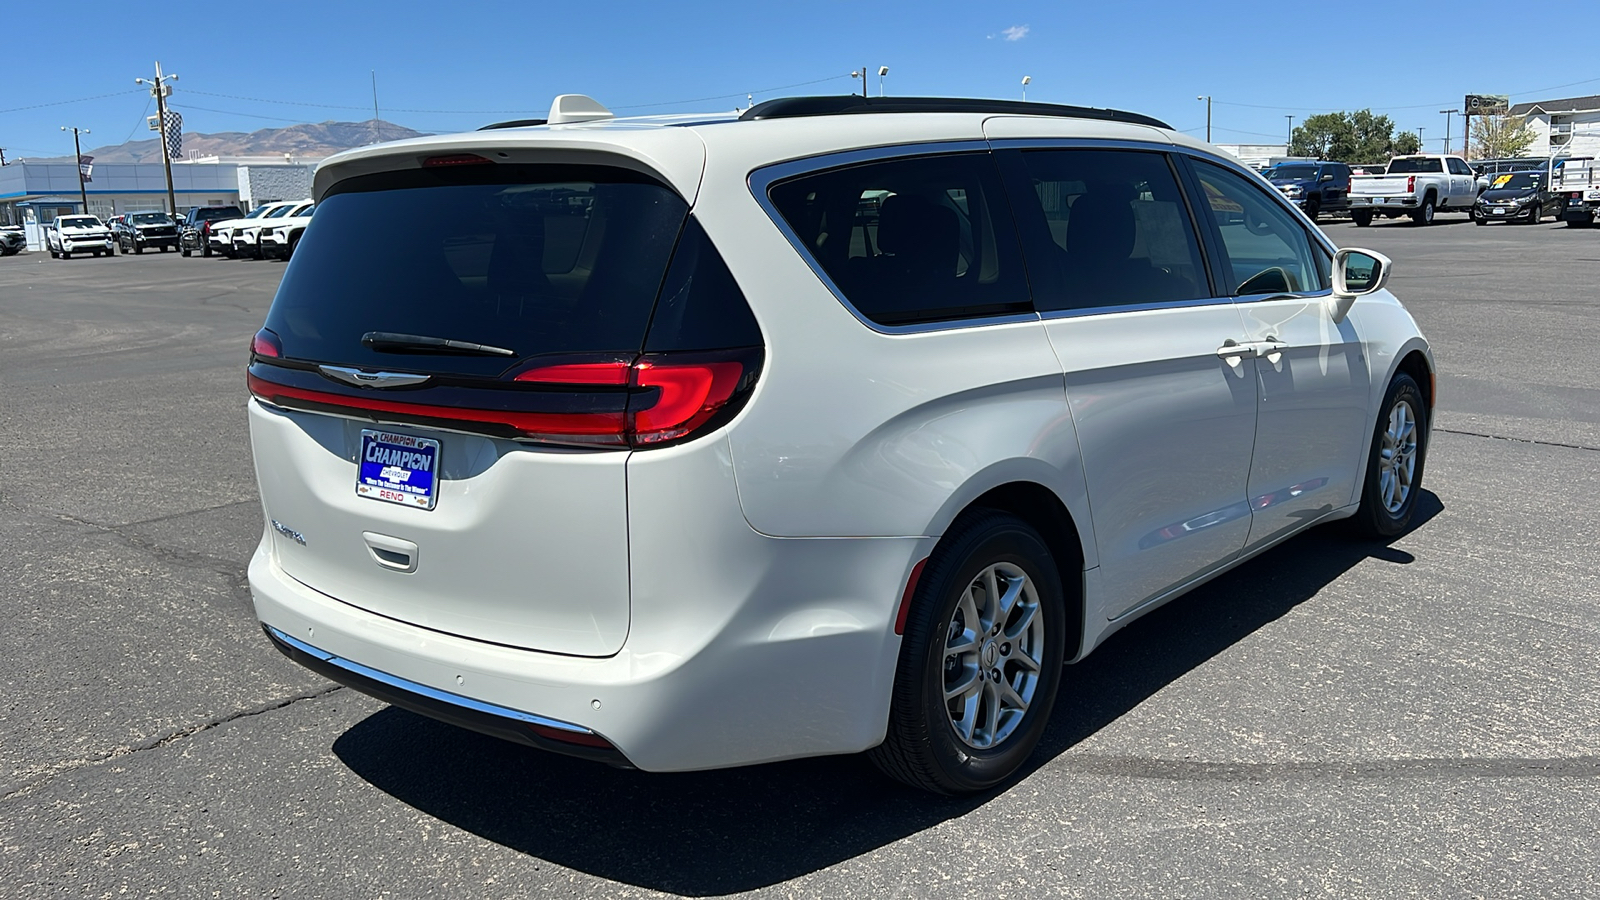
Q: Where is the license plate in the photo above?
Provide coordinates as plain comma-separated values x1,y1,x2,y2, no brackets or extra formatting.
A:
1492,208,1506,215
357,430,440,510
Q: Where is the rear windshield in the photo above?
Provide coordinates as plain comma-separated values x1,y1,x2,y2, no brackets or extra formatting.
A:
196,207,239,220
132,213,173,225
1386,158,1442,174
263,164,690,377
1267,165,1318,180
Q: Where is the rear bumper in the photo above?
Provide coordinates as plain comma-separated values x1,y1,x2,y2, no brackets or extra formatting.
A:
248,431,929,772
263,624,630,766
1350,196,1418,209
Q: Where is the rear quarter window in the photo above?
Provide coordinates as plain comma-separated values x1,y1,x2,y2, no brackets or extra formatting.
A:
767,153,1032,326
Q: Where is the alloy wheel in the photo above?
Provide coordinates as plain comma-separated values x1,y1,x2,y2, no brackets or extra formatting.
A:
1378,398,1419,513
941,562,1046,749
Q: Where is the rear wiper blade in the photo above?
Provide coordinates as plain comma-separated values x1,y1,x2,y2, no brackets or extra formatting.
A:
361,331,516,357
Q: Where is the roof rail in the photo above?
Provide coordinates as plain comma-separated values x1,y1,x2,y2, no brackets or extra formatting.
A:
478,118,548,131
739,95,1171,130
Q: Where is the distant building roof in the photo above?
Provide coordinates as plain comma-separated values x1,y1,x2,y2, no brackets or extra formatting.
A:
1510,94,1600,116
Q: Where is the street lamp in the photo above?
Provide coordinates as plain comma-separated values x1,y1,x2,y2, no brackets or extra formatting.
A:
1021,76,1031,101
1197,95,1212,142
1439,109,1459,154
60,126,90,213
878,66,889,98
1286,115,1294,151
136,62,180,217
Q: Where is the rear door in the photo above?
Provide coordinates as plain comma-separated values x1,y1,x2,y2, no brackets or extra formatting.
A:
1185,158,1372,550
997,146,1258,619
249,160,702,657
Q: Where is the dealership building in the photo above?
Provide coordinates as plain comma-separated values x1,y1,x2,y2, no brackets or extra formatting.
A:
0,157,316,249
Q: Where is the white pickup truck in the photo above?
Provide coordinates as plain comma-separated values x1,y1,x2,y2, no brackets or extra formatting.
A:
1550,156,1600,227
1348,154,1486,226
45,215,116,259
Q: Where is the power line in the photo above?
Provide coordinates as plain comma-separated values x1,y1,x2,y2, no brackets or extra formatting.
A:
169,103,315,124
120,95,154,145
0,90,143,115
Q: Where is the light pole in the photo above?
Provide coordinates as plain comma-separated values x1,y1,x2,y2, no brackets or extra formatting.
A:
60,126,90,213
878,66,888,97
1021,76,1031,101
1439,109,1458,154
1418,126,1426,153
1286,115,1294,151
135,62,179,217
1197,95,1212,142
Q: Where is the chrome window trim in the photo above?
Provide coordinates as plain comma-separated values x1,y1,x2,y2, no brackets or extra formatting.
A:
1040,296,1234,321
748,141,1041,336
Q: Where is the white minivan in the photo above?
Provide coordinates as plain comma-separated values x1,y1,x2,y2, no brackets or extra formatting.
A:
247,95,1434,793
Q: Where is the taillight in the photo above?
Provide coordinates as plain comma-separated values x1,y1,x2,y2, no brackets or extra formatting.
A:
1407,175,1415,193
251,328,282,359
249,349,760,449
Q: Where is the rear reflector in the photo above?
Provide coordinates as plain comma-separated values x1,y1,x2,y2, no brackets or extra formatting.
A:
527,723,616,749
894,558,929,635
513,360,631,385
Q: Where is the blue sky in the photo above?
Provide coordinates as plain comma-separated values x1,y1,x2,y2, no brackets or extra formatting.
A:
6,0,1597,159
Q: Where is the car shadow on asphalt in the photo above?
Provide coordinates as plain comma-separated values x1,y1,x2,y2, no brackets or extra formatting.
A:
332,491,1442,896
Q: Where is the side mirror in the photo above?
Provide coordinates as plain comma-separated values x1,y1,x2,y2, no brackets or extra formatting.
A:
1329,248,1391,323
1321,173,1335,182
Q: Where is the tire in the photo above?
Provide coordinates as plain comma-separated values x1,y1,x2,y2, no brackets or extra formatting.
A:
182,247,191,257
1410,195,1436,225
286,234,300,259
202,243,213,257
134,243,144,255
1352,372,1429,539
1304,198,1320,222
1351,210,1374,227
1527,204,1541,225
869,510,1067,794
1474,214,1488,226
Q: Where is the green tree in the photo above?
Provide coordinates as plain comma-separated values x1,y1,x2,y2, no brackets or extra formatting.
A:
1393,131,1421,155
1470,115,1537,159
1288,109,1401,162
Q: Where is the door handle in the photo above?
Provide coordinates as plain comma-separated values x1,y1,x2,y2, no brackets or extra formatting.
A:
1216,340,1258,360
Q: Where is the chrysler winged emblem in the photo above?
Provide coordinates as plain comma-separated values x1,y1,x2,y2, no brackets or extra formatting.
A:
318,365,432,389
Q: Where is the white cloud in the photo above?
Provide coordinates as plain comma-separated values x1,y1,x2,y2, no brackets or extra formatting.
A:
1001,25,1030,41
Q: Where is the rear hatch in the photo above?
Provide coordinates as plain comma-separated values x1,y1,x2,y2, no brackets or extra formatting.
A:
248,152,762,657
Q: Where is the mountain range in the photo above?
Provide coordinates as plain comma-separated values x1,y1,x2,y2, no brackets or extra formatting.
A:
36,119,429,163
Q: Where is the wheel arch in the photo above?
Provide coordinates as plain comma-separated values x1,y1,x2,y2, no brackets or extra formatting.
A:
933,477,1089,665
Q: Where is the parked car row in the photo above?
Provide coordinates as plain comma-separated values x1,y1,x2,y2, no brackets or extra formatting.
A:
204,199,315,260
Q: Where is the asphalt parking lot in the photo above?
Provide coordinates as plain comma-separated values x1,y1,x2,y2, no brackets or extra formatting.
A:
1,219,1596,898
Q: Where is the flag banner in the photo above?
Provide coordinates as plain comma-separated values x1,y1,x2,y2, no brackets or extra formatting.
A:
163,111,183,159
79,155,94,183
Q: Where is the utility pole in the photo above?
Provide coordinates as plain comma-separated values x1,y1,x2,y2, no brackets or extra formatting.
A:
1285,115,1294,151
1418,126,1426,152
136,62,179,217
1197,95,1212,142
1439,109,1458,154
371,71,380,144
0,147,8,166
60,126,90,213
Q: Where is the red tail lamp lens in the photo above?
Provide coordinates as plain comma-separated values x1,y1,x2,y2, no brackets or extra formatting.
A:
631,359,745,444
251,328,282,359
514,361,631,385
422,154,494,168
1406,175,1415,193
